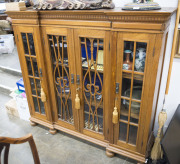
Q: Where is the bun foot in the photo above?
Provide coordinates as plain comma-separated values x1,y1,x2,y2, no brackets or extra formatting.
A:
49,129,57,135
106,149,114,158
30,121,37,126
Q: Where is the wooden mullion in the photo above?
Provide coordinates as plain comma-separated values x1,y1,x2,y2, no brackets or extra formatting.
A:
25,54,36,58
129,122,138,127
26,33,42,114
121,96,141,103
90,38,95,130
28,75,40,80
126,42,136,143
119,119,128,124
32,95,41,99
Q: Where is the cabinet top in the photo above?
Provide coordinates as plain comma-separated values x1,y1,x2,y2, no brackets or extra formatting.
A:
6,7,176,24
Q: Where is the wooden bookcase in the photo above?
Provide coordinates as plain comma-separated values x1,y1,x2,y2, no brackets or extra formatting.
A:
7,8,175,162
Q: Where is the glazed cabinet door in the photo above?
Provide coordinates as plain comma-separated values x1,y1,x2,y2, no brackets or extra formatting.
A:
14,26,52,122
42,27,77,131
74,29,111,140
113,32,156,153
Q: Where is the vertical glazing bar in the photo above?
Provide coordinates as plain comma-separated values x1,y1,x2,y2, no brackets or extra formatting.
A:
26,33,41,114
126,42,136,143
95,39,100,131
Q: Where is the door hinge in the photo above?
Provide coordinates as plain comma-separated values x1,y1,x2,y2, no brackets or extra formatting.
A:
107,128,109,134
17,34,19,42
76,75,80,85
109,42,110,51
71,74,74,84
116,83,119,94
153,47,155,57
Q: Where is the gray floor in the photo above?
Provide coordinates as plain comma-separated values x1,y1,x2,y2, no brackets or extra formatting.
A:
0,93,137,164
0,46,21,71
0,45,136,164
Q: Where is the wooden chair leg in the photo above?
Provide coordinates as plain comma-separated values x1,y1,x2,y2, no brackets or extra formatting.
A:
28,138,40,164
4,144,10,164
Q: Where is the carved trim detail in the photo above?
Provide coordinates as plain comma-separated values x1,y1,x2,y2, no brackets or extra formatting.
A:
40,14,107,21
108,15,170,23
6,10,172,24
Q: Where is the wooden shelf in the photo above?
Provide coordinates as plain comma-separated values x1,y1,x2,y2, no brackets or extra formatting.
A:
122,72,144,81
120,105,139,120
175,54,180,58
82,67,103,73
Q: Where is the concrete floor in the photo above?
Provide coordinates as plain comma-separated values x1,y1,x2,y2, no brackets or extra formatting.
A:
0,93,137,164
0,46,21,71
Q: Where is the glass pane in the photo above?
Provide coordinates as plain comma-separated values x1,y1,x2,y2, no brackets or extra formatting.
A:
39,98,45,114
81,37,104,134
48,34,73,124
33,97,39,112
21,33,29,55
27,33,36,56
32,58,39,77
123,41,134,70
132,80,142,101
120,99,129,121
35,79,41,96
128,125,138,145
30,78,36,95
25,57,32,76
119,122,127,142
121,78,132,98
130,101,140,124
134,42,147,72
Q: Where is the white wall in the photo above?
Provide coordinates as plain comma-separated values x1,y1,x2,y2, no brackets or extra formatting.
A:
113,0,179,134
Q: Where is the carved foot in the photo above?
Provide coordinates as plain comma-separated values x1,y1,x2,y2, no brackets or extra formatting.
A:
30,121,37,126
49,129,57,135
106,149,115,158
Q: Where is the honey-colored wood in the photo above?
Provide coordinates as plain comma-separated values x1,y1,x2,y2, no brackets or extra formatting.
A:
7,8,175,163
30,120,37,126
106,149,115,157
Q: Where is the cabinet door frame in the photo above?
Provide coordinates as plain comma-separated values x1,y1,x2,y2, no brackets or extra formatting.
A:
15,25,52,122
74,28,111,141
41,26,77,131
113,32,157,153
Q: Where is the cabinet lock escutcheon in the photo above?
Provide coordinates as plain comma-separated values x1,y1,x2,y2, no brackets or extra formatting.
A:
116,83,119,94
71,74,74,84
76,75,80,85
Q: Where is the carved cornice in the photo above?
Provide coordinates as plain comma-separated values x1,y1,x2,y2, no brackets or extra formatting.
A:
6,7,176,24
6,11,38,19
39,13,107,21
108,15,171,23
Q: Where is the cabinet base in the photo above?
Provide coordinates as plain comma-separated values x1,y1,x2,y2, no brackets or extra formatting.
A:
30,120,37,126
106,144,146,163
49,129,57,135
106,149,114,157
